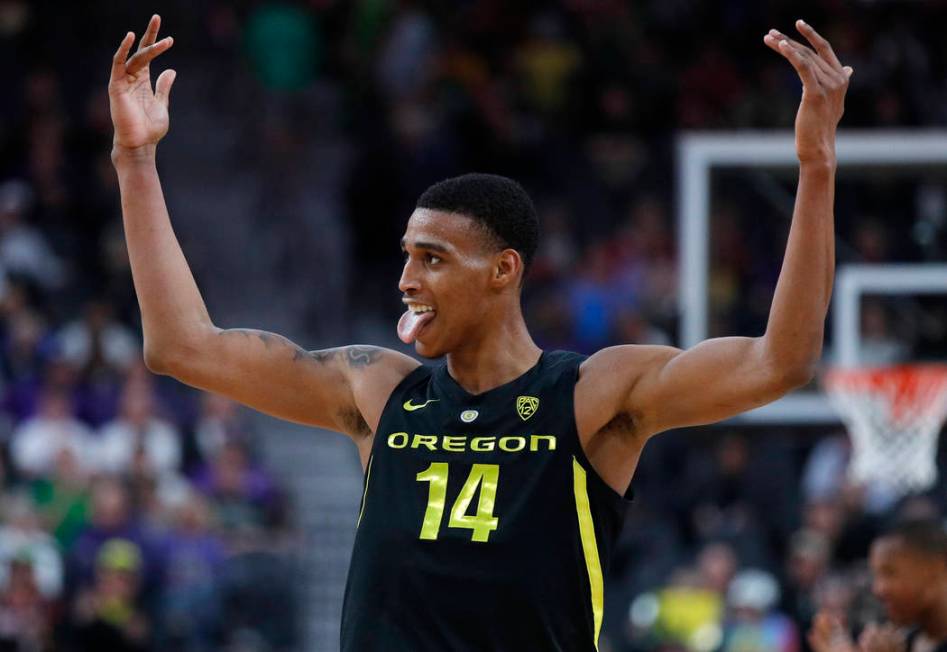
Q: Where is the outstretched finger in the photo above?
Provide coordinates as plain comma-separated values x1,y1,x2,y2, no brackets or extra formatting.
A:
125,37,174,76
138,14,161,51
110,32,135,81
774,38,820,89
796,19,843,71
154,69,177,108
767,29,840,81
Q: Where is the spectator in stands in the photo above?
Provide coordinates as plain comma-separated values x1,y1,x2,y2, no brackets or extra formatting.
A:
192,441,276,538
193,393,255,463
29,448,90,550
10,388,94,477
802,434,850,505
67,478,161,597
810,519,947,652
781,529,832,634
721,569,799,652
0,555,53,652
56,299,139,379
95,380,181,478
71,538,150,652
810,572,856,630
0,293,48,388
626,544,735,650
567,241,618,352
0,180,64,292
158,491,225,651
3,348,78,425
0,493,62,601
529,202,577,284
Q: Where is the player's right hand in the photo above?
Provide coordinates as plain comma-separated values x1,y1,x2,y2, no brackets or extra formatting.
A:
108,15,176,152
858,623,905,652
807,612,857,652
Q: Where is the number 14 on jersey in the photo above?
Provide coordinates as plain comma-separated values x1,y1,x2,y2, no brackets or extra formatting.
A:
416,463,500,542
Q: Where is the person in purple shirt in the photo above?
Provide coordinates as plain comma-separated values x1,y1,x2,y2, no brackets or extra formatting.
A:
157,492,225,650
190,440,277,535
66,477,163,599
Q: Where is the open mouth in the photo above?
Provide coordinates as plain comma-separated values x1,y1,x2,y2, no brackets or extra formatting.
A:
398,302,437,344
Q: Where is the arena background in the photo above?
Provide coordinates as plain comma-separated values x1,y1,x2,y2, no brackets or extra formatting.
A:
3,1,947,650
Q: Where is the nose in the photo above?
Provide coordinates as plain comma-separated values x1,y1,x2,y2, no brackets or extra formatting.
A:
871,578,887,600
399,257,421,294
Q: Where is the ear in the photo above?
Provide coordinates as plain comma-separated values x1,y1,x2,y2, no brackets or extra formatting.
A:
490,249,523,289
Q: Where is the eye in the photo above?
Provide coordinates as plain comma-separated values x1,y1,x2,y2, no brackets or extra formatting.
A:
426,254,442,265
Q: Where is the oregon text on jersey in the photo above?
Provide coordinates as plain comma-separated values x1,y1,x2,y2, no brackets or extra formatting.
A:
386,431,557,453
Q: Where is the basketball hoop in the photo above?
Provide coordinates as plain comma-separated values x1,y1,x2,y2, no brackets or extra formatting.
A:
824,365,947,496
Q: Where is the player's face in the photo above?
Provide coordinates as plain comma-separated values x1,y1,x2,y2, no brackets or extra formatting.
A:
398,209,502,358
869,536,946,625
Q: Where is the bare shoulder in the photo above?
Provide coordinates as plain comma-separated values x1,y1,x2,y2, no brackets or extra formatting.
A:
308,345,421,435
580,344,680,380
576,344,681,437
571,345,682,496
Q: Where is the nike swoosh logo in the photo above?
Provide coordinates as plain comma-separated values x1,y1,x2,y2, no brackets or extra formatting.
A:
403,398,439,412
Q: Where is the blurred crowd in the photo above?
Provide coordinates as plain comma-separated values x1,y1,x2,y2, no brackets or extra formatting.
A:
2,2,303,645
0,285,298,650
602,426,947,652
4,0,947,651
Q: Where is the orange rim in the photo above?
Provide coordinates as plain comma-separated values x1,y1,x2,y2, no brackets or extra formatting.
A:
824,364,947,420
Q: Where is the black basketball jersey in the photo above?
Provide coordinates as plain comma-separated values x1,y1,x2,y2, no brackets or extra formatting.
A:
340,350,630,651
906,629,947,652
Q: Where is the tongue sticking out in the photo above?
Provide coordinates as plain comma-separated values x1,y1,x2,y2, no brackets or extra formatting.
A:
398,310,436,344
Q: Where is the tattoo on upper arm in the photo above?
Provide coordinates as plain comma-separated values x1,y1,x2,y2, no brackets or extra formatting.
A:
345,346,383,368
224,329,307,356
307,345,384,369
221,330,385,371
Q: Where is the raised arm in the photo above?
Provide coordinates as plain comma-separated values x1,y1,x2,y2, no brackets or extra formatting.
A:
579,21,851,441
109,16,417,439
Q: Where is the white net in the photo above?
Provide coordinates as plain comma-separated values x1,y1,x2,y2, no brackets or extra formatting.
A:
825,365,947,496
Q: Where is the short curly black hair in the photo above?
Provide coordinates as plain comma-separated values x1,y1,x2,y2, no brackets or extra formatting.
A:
416,173,540,277
881,518,947,559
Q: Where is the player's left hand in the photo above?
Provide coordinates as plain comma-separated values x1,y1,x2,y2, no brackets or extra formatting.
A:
765,20,852,164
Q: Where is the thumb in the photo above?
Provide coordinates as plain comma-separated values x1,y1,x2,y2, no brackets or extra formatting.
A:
155,69,176,108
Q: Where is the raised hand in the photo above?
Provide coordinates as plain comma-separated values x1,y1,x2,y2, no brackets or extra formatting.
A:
108,15,176,152
764,20,852,164
808,612,857,652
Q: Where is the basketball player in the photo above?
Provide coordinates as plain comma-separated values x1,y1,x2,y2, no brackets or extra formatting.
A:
809,520,947,652
108,14,851,650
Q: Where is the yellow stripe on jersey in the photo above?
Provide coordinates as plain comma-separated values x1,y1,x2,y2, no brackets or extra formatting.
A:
572,457,604,651
356,455,374,528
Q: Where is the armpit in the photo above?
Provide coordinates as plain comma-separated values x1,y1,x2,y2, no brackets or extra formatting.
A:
337,405,371,439
596,410,640,441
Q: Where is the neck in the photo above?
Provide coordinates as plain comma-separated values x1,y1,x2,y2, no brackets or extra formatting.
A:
445,305,541,395
919,592,947,639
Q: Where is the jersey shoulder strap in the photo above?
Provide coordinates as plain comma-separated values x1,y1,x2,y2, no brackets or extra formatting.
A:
379,363,433,414
539,349,588,383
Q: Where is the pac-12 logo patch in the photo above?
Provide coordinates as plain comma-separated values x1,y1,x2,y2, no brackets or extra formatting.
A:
460,410,479,423
516,396,539,421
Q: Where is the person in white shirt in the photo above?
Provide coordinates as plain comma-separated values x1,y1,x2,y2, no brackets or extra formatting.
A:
95,381,180,477
55,300,140,376
0,494,63,599
11,390,95,476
